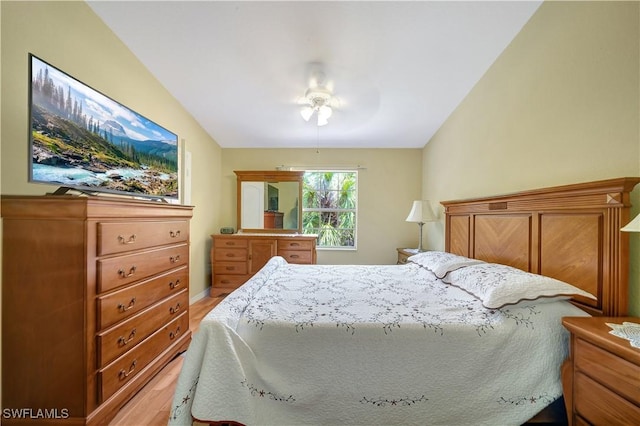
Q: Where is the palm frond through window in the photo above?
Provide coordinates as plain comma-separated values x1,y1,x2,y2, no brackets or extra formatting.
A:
302,171,357,249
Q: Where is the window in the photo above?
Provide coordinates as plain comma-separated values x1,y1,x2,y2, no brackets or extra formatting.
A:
302,171,357,249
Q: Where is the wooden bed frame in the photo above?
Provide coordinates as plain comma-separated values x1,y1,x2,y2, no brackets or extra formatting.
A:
442,177,640,424
442,177,640,317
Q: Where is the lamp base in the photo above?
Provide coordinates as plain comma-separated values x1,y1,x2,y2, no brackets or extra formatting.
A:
416,222,424,252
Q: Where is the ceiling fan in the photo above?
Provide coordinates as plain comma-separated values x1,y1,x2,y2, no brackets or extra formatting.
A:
298,69,339,127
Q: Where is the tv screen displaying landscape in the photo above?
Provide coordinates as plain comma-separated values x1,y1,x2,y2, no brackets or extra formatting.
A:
29,54,179,201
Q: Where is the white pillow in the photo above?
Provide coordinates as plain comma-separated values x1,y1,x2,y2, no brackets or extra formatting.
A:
442,262,596,309
408,251,485,279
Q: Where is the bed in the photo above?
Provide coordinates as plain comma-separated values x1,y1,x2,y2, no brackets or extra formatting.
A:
169,177,640,425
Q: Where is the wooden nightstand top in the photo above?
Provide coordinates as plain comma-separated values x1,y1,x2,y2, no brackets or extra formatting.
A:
397,248,420,264
563,316,640,364
397,248,420,256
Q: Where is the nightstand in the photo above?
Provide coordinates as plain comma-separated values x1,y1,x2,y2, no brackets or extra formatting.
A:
561,316,640,425
397,248,419,264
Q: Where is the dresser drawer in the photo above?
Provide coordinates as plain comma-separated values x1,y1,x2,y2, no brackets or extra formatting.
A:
278,239,314,251
98,312,188,402
214,261,247,275
214,247,248,262
575,372,640,424
214,238,248,248
97,267,188,329
98,244,189,293
98,220,189,255
213,274,249,287
278,249,313,264
97,290,188,367
575,337,640,405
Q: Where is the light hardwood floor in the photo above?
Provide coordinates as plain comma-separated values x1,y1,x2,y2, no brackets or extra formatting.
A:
108,295,223,426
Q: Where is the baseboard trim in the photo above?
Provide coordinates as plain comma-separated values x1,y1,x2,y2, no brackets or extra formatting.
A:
189,286,211,305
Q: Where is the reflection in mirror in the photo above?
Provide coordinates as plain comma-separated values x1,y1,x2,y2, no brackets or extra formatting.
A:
240,181,299,230
235,171,304,233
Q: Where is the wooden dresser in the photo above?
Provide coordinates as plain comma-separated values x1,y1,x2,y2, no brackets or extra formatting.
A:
1,195,193,425
562,316,640,425
211,234,316,296
263,211,284,229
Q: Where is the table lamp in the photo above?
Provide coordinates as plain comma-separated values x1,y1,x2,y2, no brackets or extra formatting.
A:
405,200,436,252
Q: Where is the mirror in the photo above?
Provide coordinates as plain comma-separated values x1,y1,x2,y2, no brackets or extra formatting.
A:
235,170,304,233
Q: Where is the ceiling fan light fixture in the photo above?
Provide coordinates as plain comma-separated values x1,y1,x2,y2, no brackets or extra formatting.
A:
305,87,332,102
301,86,334,126
300,106,314,121
317,114,329,127
318,104,332,119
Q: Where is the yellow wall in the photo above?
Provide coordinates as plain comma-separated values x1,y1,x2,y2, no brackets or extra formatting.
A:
0,1,223,301
222,149,423,265
422,1,640,314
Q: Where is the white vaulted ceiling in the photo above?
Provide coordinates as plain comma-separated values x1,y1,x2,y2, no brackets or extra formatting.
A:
87,1,542,148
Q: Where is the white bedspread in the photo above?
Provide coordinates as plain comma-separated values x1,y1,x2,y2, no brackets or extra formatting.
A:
169,257,588,425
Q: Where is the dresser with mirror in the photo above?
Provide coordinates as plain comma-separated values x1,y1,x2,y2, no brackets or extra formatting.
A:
211,170,317,296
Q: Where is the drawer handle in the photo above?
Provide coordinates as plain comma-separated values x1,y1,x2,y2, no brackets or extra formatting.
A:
221,279,230,284
118,360,137,380
225,253,236,258
117,297,136,312
169,279,181,289
170,303,181,314
117,328,137,347
169,326,181,340
170,255,181,263
224,241,235,246
170,230,181,238
290,242,300,246
225,266,235,271
118,266,137,278
117,234,137,245
290,254,300,259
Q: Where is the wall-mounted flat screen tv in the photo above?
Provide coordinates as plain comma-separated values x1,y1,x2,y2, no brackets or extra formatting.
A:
29,54,179,201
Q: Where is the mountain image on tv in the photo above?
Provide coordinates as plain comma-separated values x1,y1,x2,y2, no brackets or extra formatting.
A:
30,55,179,200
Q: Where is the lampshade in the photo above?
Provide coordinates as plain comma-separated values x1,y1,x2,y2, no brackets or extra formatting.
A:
621,213,640,232
317,115,328,126
406,200,436,223
318,105,332,119
300,106,314,121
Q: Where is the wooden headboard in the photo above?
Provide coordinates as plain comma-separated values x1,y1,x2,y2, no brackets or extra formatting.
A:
442,178,640,317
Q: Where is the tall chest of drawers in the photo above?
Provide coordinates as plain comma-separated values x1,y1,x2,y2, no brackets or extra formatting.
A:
1,195,193,425
211,234,317,296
